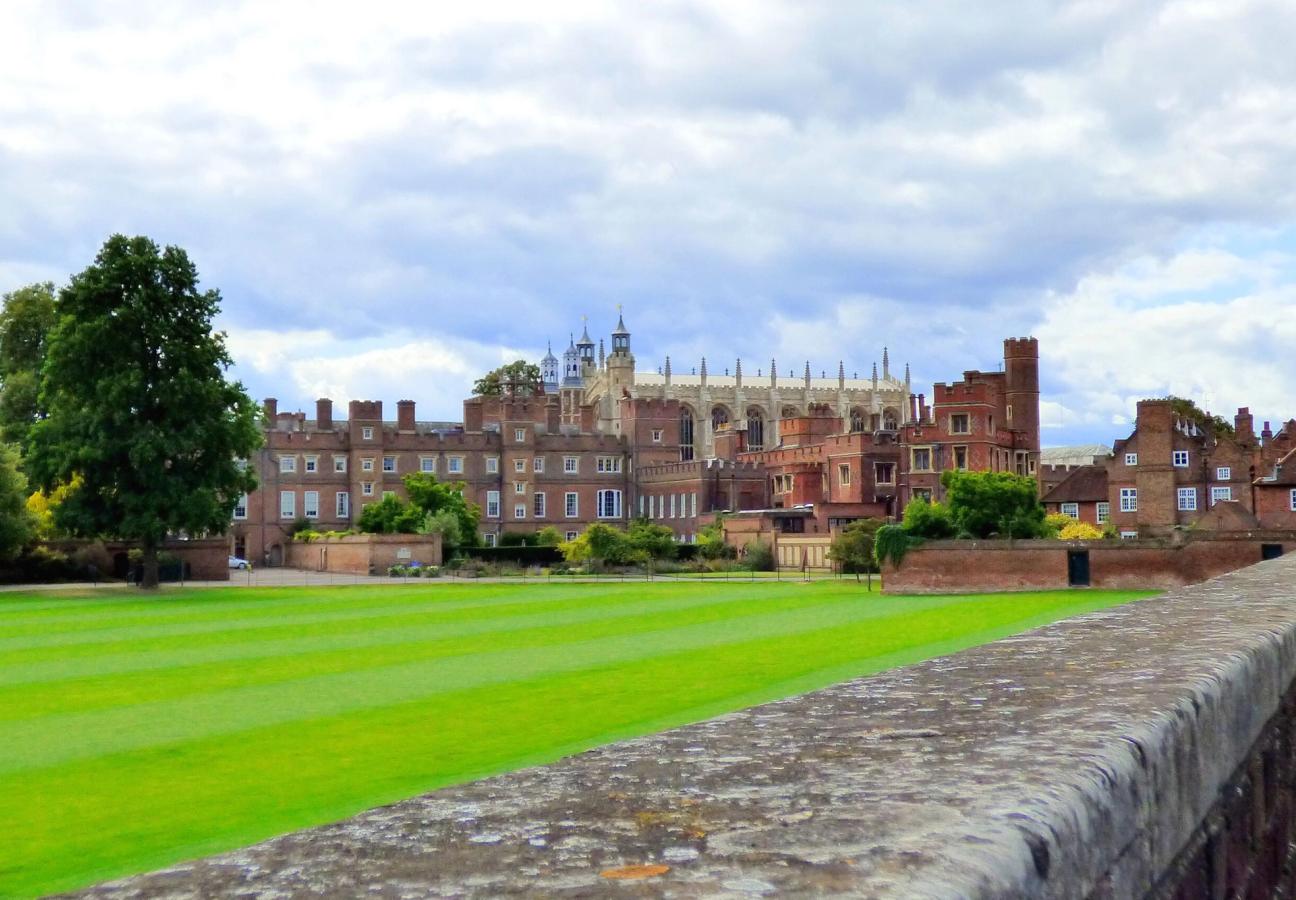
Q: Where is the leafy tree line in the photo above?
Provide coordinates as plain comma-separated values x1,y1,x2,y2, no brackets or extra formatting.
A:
0,236,262,587
351,472,482,553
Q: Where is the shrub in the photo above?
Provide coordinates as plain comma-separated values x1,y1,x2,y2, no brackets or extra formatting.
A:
1044,513,1073,536
1058,520,1104,540
743,541,775,572
874,524,915,569
828,518,883,576
901,498,956,538
940,470,1047,539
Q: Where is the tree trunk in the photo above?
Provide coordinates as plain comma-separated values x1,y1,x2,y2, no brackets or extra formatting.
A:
140,539,160,590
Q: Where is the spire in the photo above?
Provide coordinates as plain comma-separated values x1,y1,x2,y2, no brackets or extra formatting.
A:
871,362,878,390
700,357,708,387
803,361,811,389
542,340,556,363
567,332,576,353
577,315,594,347
770,358,777,387
664,355,671,386
735,358,742,388
882,347,890,380
612,304,629,336
904,362,911,391
598,338,605,368
838,361,845,389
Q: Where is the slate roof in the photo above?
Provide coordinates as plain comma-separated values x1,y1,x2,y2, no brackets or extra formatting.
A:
1040,464,1109,504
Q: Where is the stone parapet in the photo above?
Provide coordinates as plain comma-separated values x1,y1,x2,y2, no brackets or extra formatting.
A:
65,556,1296,898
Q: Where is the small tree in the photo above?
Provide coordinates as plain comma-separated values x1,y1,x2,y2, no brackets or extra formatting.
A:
626,521,677,561
356,494,424,534
0,282,56,452
697,520,733,560
472,360,543,397
940,470,1047,539
0,444,32,561
559,523,630,567
27,236,261,588
829,518,883,583
874,523,913,570
535,525,562,547
901,497,957,538
404,472,481,550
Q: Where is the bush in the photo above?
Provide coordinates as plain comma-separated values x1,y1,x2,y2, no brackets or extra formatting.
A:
940,470,1047,539
874,524,915,569
828,518,883,575
742,541,775,571
901,498,956,538
1058,520,1104,540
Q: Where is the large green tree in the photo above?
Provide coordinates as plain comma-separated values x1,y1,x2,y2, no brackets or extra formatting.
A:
27,235,262,588
0,444,32,561
0,282,57,451
472,359,542,397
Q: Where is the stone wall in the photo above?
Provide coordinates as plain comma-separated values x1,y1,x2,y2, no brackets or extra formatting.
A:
64,556,1296,899
883,534,1296,594
284,533,441,575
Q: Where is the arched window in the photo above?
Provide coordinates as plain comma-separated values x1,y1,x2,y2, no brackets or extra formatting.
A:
849,408,865,432
882,407,899,430
746,407,765,451
712,406,730,431
680,407,695,461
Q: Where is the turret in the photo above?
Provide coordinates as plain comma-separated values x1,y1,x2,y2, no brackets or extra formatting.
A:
562,334,582,387
1003,336,1040,452
541,342,559,393
605,309,635,391
576,318,596,373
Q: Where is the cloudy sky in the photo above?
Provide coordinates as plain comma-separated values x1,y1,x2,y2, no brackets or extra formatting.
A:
3,1,1295,446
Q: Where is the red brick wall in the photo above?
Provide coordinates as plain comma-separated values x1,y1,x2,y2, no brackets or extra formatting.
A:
285,534,442,574
883,537,1296,594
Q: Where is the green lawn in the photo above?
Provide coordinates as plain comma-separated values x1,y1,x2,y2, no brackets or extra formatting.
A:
0,581,1151,897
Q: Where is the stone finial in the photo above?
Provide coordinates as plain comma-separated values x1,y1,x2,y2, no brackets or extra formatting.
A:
872,362,879,390
598,339,605,368
771,358,777,387
735,358,743,388
804,361,811,388
882,347,890,380
838,361,845,389
904,362,911,390
700,357,708,386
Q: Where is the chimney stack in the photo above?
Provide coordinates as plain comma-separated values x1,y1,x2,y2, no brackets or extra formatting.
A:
918,393,927,423
545,396,561,433
463,398,484,433
263,398,278,421
1235,407,1255,444
315,398,333,431
397,400,416,431
579,403,595,434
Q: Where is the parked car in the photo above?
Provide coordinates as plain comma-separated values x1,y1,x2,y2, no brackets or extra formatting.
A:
228,556,250,570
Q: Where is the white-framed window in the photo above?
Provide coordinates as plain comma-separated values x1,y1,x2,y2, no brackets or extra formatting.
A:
280,490,295,519
361,458,374,472
514,503,526,519
233,494,248,520
691,493,697,517
514,481,526,495
514,458,527,473
304,490,319,518
565,530,579,542
838,463,851,486
304,455,318,473
597,456,622,473
420,456,435,473
534,492,546,517
1211,486,1232,505
638,495,645,516
485,457,498,474
648,496,655,518
1176,488,1197,512
1096,502,1110,524
1172,450,1189,467
1061,502,1079,519
382,456,396,473
1120,530,1138,540
362,426,374,440
362,481,374,496
564,456,578,474
333,456,347,473
652,429,663,443
1125,453,1138,466
949,413,970,434
279,456,296,474
565,492,578,517
533,457,544,473
1290,488,1296,511
1120,487,1137,512
483,532,497,547
1217,466,1231,481
514,427,526,443
486,491,501,518
669,494,676,518
597,489,623,519
336,491,349,518
448,456,464,474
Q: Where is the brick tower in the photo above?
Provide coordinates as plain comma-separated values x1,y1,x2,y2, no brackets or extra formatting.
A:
1003,337,1040,453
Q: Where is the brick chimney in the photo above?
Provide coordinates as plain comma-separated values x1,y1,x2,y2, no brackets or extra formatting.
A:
1235,407,1255,444
545,396,561,433
263,397,277,421
918,393,927,424
316,398,333,431
579,404,595,434
397,399,416,431
463,398,484,433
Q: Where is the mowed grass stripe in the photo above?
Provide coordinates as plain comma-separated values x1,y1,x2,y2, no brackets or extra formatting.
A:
0,588,1023,771
0,583,1150,898
0,583,847,690
0,588,964,717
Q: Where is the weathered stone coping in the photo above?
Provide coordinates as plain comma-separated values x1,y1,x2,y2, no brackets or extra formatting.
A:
65,556,1296,898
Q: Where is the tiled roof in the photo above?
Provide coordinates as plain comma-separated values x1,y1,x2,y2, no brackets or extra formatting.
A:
1040,464,1109,504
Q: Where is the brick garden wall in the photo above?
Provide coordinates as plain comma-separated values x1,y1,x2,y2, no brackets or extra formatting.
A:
284,534,441,575
883,535,1296,594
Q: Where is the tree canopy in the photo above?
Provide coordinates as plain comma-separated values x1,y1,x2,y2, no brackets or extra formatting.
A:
26,235,262,587
1168,395,1235,438
0,281,56,451
355,472,481,552
0,444,32,561
828,518,882,579
472,360,543,397
940,470,1047,538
